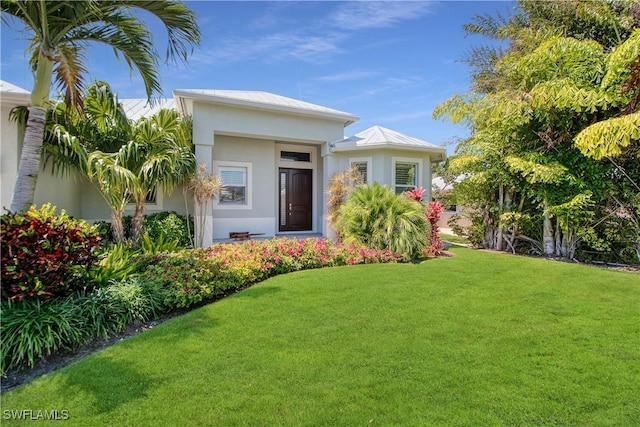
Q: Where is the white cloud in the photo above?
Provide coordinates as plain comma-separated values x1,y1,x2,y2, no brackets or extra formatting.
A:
330,1,434,31
193,31,346,65
190,1,435,66
315,70,379,82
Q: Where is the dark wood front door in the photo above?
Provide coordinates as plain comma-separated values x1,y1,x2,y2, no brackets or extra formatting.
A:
279,168,312,232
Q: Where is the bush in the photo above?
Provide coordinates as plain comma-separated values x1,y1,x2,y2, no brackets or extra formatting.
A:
144,212,193,247
425,201,445,256
80,279,166,337
1,297,89,374
136,238,400,310
88,243,141,287
1,279,167,374
95,212,193,247
335,183,429,260
1,204,102,301
141,253,223,309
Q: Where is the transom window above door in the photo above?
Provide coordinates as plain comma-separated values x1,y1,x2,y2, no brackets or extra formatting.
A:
280,151,311,162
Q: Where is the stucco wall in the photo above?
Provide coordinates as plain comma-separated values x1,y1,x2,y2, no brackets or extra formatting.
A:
326,149,436,200
1,103,21,210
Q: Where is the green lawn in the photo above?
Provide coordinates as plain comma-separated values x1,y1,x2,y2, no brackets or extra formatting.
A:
2,248,639,426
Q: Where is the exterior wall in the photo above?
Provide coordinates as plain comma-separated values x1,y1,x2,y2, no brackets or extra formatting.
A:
211,135,277,238
78,176,188,223
1,98,82,216
326,149,436,200
1,102,22,210
192,100,347,244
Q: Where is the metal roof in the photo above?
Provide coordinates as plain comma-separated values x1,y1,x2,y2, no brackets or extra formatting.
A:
119,98,176,121
173,89,359,127
0,80,30,103
331,125,446,161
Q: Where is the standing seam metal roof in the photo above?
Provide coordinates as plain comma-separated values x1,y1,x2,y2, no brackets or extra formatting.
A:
172,89,359,126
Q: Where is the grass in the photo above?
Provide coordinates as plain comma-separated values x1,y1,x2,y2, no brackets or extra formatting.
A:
2,248,639,426
439,232,470,245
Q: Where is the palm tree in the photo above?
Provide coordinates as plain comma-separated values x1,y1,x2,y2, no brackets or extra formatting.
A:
1,0,201,213
335,183,429,260
46,82,195,244
127,109,195,243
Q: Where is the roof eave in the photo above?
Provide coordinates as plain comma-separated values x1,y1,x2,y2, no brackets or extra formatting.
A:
331,142,446,160
1,92,31,105
173,90,359,127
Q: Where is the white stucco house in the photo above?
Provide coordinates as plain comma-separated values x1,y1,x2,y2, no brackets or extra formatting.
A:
1,81,446,246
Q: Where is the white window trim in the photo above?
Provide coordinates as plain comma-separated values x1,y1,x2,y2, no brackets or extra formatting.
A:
125,185,163,211
392,156,423,194
349,156,372,183
213,160,253,210
276,143,316,169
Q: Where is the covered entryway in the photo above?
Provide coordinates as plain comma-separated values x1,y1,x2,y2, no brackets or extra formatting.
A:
279,168,312,232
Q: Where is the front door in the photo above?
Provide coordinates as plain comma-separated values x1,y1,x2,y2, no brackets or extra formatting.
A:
279,168,312,232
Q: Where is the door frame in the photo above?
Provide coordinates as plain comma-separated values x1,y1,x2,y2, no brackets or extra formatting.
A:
275,143,317,234
279,168,313,232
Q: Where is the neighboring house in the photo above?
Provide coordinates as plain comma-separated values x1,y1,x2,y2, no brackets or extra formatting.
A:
432,175,471,231
1,82,446,246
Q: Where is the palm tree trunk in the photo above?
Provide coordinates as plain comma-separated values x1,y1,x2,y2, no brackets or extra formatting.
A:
10,54,53,213
111,208,126,244
130,199,145,244
10,106,47,212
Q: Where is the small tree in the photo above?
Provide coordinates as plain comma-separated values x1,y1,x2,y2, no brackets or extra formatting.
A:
326,165,363,230
336,183,429,260
187,164,224,248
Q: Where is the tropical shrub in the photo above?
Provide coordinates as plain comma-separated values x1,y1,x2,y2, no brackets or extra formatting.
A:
425,201,445,256
88,243,141,287
1,297,89,374
143,212,193,247
136,238,400,309
140,253,224,309
88,279,166,329
1,204,102,301
327,165,363,228
94,212,193,247
335,183,429,260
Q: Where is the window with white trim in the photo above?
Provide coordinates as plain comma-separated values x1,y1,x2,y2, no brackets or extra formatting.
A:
218,166,247,205
349,157,372,184
126,185,163,210
394,161,418,195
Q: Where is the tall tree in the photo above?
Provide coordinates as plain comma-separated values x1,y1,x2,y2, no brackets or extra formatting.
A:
1,0,201,213
44,81,196,244
434,0,638,261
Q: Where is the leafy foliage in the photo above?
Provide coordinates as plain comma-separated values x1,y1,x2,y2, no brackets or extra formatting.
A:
1,279,166,374
425,202,445,256
335,183,429,260
326,165,363,227
434,0,639,262
138,238,400,310
1,204,102,301
0,297,88,374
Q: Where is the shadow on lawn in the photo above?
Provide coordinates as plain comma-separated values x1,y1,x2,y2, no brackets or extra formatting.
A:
55,309,221,414
61,355,159,415
228,285,281,299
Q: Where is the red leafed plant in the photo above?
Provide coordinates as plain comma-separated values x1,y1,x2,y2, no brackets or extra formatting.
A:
425,201,445,256
1,203,102,301
404,186,425,202
404,188,445,256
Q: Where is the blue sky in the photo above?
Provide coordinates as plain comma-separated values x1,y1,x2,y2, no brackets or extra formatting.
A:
1,1,515,154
